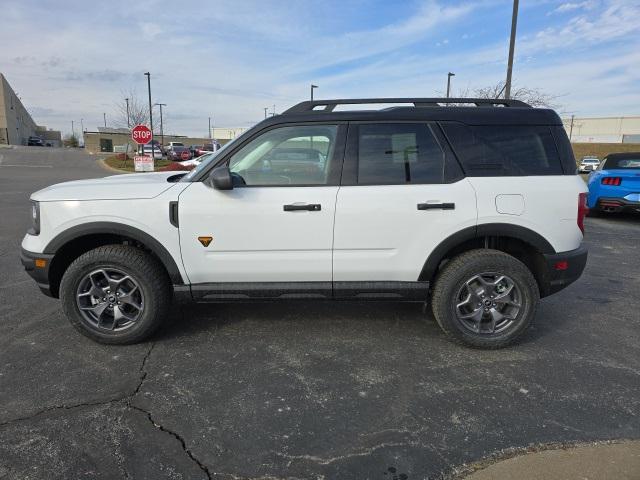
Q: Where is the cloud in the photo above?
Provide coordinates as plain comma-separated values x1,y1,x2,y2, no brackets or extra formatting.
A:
548,1,598,15
0,0,638,136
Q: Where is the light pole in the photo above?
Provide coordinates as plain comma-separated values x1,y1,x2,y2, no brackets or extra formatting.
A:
208,117,212,139
505,0,519,99
446,72,455,98
144,72,154,156
80,118,84,147
125,98,130,128
71,120,75,138
310,84,318,101
263,107,268,119
155,103,166,148
103,113,107,128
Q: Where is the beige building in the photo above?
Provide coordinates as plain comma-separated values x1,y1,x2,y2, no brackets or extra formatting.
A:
211,127,249,140
83,128,227,154
562,116,640,143
0,73,61,146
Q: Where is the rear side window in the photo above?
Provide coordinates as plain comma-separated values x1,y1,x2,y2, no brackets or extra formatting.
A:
441,123,563,176
354,123,460,184
551,126,578,174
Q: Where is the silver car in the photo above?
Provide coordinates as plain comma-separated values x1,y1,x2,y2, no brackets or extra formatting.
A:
579,157,600,173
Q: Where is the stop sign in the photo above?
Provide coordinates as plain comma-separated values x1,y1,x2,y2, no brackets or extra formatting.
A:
181,150,190,160
131,124,152,145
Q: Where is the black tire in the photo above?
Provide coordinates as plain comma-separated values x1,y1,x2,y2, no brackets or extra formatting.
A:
59,245,172,344
431,249,539,349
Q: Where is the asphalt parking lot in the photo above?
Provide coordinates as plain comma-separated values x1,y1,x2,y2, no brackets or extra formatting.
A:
1,147,639,480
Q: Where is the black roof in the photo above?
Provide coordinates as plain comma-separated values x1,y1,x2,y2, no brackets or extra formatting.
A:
604,152,640,159
260,98,562,127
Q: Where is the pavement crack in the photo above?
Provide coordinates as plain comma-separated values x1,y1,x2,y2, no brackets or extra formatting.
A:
0,342,157,428
129,404,212,480
277,441,419,466
0,398,121,427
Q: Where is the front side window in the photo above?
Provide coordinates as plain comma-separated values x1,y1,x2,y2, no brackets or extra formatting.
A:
356,123,447,184
228,125,338,186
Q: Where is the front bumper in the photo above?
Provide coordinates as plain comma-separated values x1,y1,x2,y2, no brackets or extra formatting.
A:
21,248,55,297
541,245,588,297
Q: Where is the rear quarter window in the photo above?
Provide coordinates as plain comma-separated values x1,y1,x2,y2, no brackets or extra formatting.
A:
441,122,564,176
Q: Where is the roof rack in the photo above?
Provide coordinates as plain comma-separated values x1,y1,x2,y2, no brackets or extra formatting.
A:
284,97,530,114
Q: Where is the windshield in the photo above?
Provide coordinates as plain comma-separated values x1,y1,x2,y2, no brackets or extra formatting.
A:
181,139,236,182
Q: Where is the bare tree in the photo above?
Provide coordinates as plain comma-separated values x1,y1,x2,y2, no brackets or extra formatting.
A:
113,89,150,129
63,133,79,148
473,80,560,109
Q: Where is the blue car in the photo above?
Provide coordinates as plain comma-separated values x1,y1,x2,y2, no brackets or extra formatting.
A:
587,152,640,214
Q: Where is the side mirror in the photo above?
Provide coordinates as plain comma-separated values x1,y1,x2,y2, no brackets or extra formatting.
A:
206,165,233,190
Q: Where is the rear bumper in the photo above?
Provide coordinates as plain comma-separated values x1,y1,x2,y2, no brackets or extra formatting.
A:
540,245,588,297
595,197,640,213
21,248,55,297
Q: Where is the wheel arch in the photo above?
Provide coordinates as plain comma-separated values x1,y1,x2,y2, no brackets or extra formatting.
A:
419,223,555,292
45,222,184,298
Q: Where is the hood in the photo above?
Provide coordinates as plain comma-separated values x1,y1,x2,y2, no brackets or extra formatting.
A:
32,172,182,202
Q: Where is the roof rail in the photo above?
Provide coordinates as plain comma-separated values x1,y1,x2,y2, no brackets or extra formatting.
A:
283,97,530,114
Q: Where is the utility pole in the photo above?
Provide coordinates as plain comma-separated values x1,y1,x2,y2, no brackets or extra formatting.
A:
311,84,318,101
446,72,455,98
155,103,166,148
263,107,268,119
125,98,130,128
71,120,75,137
80,118,84,147
144,72,154,157
208,117,211,139
505,0,519,99
103,113,106,128
569,115,575,141
272,104,276,117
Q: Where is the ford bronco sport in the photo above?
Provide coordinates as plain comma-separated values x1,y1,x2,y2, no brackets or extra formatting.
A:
21,98,588,348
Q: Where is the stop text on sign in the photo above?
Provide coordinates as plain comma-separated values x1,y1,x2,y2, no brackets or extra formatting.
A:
131,125,153,144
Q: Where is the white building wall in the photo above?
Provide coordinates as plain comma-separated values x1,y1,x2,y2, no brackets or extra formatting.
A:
562,116,640,143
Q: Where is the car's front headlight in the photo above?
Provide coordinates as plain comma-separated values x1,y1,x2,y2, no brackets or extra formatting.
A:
29,201,40,235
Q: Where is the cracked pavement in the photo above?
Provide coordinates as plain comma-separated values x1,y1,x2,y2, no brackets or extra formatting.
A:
1,148,639,479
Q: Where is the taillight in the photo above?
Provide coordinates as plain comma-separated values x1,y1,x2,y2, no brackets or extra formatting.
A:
578,192,588,234
601,177,622,186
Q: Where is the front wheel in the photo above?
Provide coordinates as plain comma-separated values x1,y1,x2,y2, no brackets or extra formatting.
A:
60,245,172,344
431,249,539,349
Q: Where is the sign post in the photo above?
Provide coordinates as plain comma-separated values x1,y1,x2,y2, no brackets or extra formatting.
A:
131,125,154,172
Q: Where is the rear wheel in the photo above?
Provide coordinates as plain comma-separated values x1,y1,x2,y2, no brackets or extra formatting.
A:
431,249,539,349
60,245,172,344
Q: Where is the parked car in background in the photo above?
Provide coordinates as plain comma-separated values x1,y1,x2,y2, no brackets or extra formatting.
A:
587,152,640,214
178,151,216,168
27,136,44,146
167,141,185,150
189,145,202,157
197,141,222,156
579,156,600,173
166,145,192,161
142,144,164,160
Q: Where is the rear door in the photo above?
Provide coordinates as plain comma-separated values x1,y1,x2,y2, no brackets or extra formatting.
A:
332,122,477,289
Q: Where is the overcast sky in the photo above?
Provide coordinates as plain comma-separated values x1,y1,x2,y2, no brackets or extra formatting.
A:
1,0,639,137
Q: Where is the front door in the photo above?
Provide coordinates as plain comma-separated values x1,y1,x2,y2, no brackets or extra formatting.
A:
178,123,345,296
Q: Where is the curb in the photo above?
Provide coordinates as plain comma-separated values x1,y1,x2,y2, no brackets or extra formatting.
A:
97,158,128,174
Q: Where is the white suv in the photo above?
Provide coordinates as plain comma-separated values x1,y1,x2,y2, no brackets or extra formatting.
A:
21,98,588,348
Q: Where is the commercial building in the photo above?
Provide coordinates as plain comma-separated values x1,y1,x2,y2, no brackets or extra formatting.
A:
0,73,61,146
211,127,249,140
562,116,640,143
83,128,226,154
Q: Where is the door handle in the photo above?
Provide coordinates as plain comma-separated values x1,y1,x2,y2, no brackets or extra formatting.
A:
283,204,321,212
417,202,455,210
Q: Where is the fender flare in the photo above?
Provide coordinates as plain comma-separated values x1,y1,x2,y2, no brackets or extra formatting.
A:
418,223,555,281
44,222,184,284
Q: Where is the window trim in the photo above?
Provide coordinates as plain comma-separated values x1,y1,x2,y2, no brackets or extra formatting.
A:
193,122,347,187
341,121,463,186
